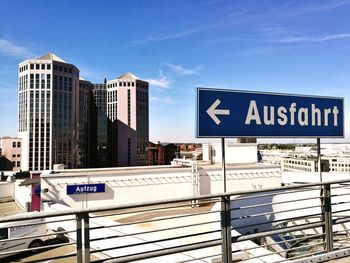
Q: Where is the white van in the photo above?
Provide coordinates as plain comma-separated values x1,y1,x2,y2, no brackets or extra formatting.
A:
0,218,49,259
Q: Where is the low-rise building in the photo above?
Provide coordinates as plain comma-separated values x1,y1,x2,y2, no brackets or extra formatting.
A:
0,137,22,171
281,156,330,172
202,139,258,164
323,156,350,172
148,142,178,165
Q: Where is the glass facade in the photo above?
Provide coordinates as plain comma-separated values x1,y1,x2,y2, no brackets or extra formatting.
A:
18,56,79,171
93,83,108,167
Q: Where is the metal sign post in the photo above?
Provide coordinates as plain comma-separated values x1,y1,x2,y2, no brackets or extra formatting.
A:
222,138,226,193
317,138,322,182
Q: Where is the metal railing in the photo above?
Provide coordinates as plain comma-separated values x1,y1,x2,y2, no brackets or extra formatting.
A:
1,179,350,262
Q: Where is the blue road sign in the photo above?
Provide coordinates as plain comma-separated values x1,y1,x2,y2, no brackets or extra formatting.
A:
67,183,105,195
196,88,344,138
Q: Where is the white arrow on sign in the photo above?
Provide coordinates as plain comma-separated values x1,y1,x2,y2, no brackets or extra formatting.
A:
206,99,230,125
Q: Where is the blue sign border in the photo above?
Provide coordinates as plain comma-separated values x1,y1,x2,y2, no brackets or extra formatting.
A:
196,88,344,138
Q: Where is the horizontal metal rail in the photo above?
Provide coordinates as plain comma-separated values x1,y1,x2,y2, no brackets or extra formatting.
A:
2,178,350,263
90,220,221,242
103,239,222,263
231,194,323,211
90,208,221,229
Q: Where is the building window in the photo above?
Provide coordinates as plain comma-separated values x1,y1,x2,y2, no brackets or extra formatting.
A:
17,142,21,147
41,64,45,70
36,64,40,69
13,142,16,147
0,228,8,240
69,68,72,73
30,64,34,69
12,154,16,158
127,89,131,126
47,64,51,70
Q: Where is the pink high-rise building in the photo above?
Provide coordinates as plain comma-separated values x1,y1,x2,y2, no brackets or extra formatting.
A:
107,73,149,166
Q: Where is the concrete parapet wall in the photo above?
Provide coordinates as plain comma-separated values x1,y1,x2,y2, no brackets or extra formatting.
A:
14,180,31,209
40,166,281,209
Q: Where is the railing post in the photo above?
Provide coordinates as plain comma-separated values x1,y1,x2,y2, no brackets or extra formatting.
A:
76,213,83,263
324,183,333,252
221,195,232,263
83,213,91,263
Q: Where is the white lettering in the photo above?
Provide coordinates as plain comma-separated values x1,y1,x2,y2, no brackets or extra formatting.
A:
277,106,287,125
289,103,296,125
298,108,308,126
324,108,331,126
245,100,261,125
243,100,340,129
333,106,339,126
311,104,321,126
72,185,99,193
263,106,275,125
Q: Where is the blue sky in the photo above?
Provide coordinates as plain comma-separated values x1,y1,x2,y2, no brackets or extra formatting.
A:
1,0,350,142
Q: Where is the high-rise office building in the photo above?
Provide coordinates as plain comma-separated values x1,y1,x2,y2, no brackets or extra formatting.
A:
18,54,149,171
18,53,80,171
78,79,97,168
92,81,108,167
107,73,149,166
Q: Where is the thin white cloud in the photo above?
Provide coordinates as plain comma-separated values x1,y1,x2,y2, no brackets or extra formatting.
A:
285,1,350,18
230,46,278,57
150,96,159,101
124,28,204,48
165,63,202,76
0,38,33,58
148,28,200,42
150,95,175,104
146,69,171,89
124,20,239,49
0,87,16,94
0,81,16,89
80,68,106,83
278,34,350,43
204,36,242,46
